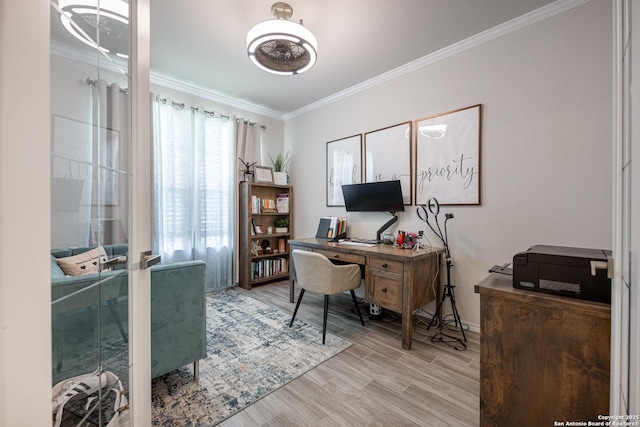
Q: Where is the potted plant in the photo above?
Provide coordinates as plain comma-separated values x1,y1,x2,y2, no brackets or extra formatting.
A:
269,151,290,186
274,216,289,233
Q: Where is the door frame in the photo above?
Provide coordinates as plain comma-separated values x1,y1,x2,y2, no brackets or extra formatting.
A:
128,0,153,425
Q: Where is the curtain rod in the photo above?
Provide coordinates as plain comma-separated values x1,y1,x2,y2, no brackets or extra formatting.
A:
155,95,237,123
86,78,128,94
87,84,267,130
154,94,266,130
236,118,266,130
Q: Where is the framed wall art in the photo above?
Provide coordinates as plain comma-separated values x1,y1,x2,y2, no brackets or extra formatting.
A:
414,104,481,205
364,121,412,205
254,165,274,183
326,134,362,206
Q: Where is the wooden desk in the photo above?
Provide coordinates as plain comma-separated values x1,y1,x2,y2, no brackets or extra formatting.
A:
477,273,610,425
289,238,443,350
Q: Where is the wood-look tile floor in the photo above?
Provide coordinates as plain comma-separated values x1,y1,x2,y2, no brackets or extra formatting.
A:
221,281,480,427
60,280,479,426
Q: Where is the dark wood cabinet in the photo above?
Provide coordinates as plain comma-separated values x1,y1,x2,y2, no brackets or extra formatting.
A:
478,273,610,426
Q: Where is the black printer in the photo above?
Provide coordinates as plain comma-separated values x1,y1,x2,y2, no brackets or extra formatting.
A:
512,245,612,304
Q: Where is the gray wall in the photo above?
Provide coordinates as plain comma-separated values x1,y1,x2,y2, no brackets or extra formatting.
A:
285,0,613,327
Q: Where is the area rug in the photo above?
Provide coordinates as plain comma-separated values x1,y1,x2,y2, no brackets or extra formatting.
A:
151,288,352,426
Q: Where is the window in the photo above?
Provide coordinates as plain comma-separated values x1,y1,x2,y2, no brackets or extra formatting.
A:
152,98,234,290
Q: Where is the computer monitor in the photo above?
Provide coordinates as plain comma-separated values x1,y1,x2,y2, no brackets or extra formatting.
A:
341,180,405,213
341,180,404,241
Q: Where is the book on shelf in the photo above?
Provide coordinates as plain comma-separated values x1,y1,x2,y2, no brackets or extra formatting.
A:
251,195,277,213
315,216,347,240
251,257,288,279
276,193,290,213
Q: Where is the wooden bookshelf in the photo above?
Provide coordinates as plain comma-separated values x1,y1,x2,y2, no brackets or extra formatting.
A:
238,181,292,289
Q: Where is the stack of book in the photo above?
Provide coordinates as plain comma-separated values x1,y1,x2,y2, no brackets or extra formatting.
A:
251,195,276,213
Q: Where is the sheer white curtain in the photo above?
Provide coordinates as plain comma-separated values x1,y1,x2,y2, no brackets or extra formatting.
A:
152,96,234,289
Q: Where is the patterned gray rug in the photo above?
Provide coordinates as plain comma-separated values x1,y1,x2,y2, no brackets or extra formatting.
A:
151,288,352,426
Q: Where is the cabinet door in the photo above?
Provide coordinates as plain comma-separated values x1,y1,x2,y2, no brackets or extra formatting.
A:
480,292,610,425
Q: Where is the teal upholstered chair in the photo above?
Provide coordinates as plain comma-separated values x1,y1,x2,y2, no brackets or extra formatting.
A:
51,246,207,384
289,249,364,344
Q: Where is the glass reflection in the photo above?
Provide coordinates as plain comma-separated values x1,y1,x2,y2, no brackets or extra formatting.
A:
50,0,131,425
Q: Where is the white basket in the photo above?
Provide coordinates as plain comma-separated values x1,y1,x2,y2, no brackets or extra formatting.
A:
273,171,288,186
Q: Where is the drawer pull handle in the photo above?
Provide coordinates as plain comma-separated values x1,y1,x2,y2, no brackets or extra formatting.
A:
334,254,340,258
381,287,387,293
382,263,388,268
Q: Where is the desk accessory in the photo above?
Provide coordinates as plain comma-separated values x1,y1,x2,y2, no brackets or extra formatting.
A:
315,216,347,240
417,197,467,350
341,180,404,242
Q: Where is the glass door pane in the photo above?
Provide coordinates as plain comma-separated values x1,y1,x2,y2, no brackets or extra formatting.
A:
50,1,132,425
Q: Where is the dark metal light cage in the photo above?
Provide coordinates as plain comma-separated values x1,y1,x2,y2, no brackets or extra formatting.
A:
254,39,312,73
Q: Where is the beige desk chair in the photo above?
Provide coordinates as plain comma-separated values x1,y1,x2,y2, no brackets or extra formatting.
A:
289,249,365,344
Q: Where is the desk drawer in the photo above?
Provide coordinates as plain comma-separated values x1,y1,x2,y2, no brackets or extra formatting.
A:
315,249,365,265
369,257,404,274
368,269,403,312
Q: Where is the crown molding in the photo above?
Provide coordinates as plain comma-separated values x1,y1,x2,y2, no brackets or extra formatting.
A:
282,0,590,121
149,73,284,120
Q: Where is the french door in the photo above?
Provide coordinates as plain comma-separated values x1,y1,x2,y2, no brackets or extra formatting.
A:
50,1,151,425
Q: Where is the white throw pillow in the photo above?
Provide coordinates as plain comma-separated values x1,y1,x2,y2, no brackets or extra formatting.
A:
55,246,109,276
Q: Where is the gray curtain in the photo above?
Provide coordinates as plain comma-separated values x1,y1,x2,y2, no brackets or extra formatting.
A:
89,80,130,246
234,118,261,284
235,118,261,180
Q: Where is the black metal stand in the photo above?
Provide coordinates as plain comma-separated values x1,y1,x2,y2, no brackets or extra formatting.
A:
427,256,467,350
416,198,467,351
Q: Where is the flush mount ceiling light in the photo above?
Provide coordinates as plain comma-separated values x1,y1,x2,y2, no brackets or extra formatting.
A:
58,0,129,59
247,2,318,75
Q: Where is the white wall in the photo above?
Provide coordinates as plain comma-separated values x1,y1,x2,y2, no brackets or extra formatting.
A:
286,0,613,327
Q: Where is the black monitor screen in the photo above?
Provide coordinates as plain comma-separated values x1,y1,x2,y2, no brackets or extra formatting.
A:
342,180,405,212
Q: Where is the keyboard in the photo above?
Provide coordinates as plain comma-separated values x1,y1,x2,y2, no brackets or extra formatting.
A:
338,240,377,247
